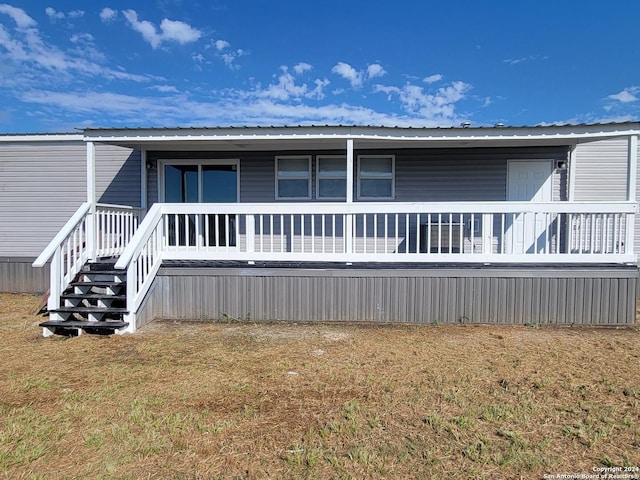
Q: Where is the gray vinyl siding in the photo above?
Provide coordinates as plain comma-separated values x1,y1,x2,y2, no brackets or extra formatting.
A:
136,265,638,327
240,156,277,202
148,147,568,205
572,137,640,258
573,138,628,201
0,141,139,259
148,160,159,205
394,149,566,202
96,145,141,207
0,140,87,257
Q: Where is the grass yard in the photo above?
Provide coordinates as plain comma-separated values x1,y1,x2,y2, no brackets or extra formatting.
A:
1,293,639,479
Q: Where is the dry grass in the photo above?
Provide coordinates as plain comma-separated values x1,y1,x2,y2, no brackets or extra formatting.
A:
1,293,639,479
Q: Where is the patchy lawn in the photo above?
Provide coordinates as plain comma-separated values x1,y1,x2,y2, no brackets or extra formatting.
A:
1,293,639,479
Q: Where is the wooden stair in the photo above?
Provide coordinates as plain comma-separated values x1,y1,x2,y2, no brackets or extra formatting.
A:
41,258,129,336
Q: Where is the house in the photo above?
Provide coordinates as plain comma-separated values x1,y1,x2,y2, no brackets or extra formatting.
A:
1,122,638,335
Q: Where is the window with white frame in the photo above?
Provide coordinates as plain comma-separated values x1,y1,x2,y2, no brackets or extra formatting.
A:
316,155,347,199
358,155,394,199
275,156,311,199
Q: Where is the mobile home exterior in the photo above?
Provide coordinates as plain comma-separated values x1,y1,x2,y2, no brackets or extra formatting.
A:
2,123,638,333
0,134,141,293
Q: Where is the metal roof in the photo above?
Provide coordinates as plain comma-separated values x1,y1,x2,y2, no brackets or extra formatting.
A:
83,121,640,132
81,122,640,152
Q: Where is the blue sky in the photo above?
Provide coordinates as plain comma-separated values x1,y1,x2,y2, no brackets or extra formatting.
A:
0,1,638,132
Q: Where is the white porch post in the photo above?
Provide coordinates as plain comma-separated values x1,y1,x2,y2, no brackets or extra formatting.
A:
86,141,97,261
566,146,578,254
140,149,148,213
626,135,637,256
345,139,354,255
568,146,577,201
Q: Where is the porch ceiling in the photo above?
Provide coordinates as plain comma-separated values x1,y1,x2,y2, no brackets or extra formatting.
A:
83,123,640,152
86,137,583,152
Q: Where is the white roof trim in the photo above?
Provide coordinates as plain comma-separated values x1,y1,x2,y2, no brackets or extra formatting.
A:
0,133,84,143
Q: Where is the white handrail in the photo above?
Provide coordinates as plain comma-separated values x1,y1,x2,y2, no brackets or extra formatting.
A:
115,203,163,269
151,201,637,216
96,202,143,211
32,202,91,267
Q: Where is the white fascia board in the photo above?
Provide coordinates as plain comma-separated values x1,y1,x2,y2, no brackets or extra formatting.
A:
83,124,640,144
0,133,84,143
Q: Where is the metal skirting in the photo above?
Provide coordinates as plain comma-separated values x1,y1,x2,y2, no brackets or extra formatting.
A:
136,264,639,327
0,258,49,293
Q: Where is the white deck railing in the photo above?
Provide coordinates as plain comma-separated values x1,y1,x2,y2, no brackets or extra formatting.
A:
114,201,636,324
33,203,143,319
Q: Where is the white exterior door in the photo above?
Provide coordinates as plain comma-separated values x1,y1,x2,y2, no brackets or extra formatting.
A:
507,160,553,254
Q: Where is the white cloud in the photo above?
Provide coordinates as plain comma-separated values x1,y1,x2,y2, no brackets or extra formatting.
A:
122,10,160,48
504,57,528,65
423,74,442,84
244,65,329,101
220,49,246,70
70,33,94,44
0,4,37,28
607,87,638,103
19,87,468,128
150,84,179,93
45,7,64,20
373,80,471,122
204,39,247,69
0,7,156,87
308,78,330,100
213,39,229,51
159,18,201,44
44,7,83,21
332,62,387,87
206,40,247,70
503,55,547,65
332,62,362,87
99,8,117,23
293,62,312,75
122,9,201,49
366,63,386,79
257,66,308,101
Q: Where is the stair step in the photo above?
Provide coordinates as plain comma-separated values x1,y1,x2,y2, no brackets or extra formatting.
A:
69,281,125,288
40,320,128,330
50,307,128,314
61,293,126,300
86,261,118,270
80,269,123,276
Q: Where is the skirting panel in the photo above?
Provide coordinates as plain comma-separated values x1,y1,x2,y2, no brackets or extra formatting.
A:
134,279,161,330
139,266,639,326
0,258,49,293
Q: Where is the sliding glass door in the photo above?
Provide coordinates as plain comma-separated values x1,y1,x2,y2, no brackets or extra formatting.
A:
163,161,239,247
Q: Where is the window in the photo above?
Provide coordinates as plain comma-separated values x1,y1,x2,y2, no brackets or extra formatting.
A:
358,155,394,199
316,156,347,199
275,156,311,199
